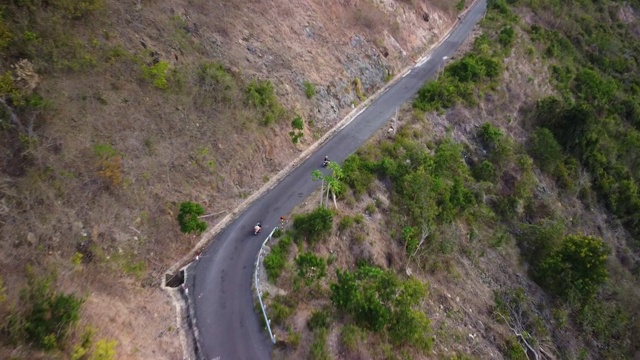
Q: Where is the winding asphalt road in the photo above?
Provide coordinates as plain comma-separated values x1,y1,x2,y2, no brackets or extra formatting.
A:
185,1,487,358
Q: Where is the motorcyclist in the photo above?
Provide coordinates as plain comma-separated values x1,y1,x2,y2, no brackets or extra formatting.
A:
254,222,262,234
323,156,330,167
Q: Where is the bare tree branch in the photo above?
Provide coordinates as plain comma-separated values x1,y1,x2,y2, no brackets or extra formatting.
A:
0,97,25,133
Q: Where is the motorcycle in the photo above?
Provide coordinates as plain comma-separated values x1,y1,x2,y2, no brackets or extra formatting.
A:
322,160,331,167
253,222,262,235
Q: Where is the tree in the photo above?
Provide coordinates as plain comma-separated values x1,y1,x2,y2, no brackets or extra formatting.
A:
330,265,432,349
177,201,207,234
311,162,344,209
536,234,609,300
15,271,84,350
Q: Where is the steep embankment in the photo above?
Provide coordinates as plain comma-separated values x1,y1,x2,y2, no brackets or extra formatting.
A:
261,0,640,359
0,0,465,358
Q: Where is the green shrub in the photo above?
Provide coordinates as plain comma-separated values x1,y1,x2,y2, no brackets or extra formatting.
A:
446,55,487,83
308,328,330,360
246,79,285,125
91,339,117,360
197,62,237,102
342,154,376,196
293,207,333,244
413,79,457,112
264,235,293,281
307,309,332,331
517,220,565,264
340,325,364,352
269,295,294,325
338,216,354,231
488,0,512,16
365,202,376,214
499,26,515,47
354,77,365,101
0,20,12,51
141,61,170,90
529,127,563,174
290,116,304,144
287,328,301,348
472,159,496,182
503,337,527,360
536,234,609,300
295,252,327,285
177,201,207,234
478,122,503,148
330,265,431,349
477,123,513,167
303,81,316,99
9,271,84,350
573,68,617,106
402,226,418,255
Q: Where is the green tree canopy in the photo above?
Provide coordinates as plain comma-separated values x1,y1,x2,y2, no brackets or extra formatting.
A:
536,234,609,300
177,201,207,234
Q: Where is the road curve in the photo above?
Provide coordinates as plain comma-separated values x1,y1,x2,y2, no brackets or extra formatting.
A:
185,1,487,358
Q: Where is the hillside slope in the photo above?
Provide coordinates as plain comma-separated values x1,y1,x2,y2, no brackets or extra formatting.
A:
260,0,640,359
0,0,466,358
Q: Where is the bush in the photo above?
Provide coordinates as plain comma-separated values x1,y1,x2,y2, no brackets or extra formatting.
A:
503,337,527,360
293,207,333,244
342,154,376,196
472,159,496,182
91,339,117,360
264,235,293,281
477,122,513,167
499,26,516,47
295,252,327,285
287,328,301,348
536,234,609,300
478,122,503,148
269,295,294,325
290,116,304,144
517,220,565,267
177,201,207,234
307,309,332,331
303,81,316,99
246,79,285,125
330,265,431,349
340,325,364,352
141,61,170,90
413,80,457,112
197,62,237,102
338,216,354,232
308,328,330,360
7,271,84,350
529,127,563,174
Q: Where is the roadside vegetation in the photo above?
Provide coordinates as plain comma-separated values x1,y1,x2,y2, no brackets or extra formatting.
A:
266,0,640,358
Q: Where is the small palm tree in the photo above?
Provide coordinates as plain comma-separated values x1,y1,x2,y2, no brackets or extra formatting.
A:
311,162,343,209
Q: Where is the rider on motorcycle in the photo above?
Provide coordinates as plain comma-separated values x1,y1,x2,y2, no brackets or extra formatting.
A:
323,156,330,167
254,222,262,234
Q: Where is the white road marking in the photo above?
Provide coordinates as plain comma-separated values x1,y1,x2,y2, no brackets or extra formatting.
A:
402,70,412,78
415,55,431,68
